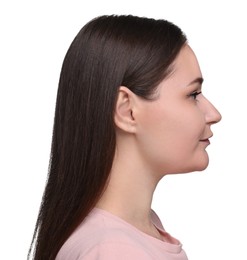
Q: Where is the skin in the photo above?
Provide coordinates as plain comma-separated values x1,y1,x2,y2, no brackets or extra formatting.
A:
96,44,222,242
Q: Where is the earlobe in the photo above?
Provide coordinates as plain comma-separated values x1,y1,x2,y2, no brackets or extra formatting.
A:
114,86,136,133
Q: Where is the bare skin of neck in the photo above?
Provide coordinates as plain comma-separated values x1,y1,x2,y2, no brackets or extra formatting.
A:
96,134,165,241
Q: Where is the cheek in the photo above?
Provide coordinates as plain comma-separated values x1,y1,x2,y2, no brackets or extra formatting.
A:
136,104,207,174
162,108,208,172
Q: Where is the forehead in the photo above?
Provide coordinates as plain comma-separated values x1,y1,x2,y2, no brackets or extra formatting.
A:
157,45,202,96
169,44,202,85
152,44,203,98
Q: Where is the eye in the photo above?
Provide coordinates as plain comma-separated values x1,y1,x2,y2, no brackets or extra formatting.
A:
188,91,202,100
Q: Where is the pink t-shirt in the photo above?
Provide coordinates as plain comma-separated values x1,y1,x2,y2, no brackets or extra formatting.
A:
56,208,188,259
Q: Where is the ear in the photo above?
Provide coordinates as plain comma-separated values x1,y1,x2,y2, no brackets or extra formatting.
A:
114,86,136,133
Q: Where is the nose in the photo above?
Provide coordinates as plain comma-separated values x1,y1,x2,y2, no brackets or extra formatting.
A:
202,96,222,125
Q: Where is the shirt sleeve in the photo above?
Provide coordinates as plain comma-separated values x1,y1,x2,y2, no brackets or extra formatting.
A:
79,242,153,260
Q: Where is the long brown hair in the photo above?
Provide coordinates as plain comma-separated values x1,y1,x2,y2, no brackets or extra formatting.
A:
29,14,187,259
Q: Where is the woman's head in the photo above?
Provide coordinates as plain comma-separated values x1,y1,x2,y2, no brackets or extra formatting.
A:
117,45,221,179
30,15,188,259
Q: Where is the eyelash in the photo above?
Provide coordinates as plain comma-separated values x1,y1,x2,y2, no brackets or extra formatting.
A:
189,91,202,100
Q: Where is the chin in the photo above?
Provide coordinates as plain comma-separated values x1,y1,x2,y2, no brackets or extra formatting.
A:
195,162,209,171
179,154,210,173
159,153,210,175
164,161,209,175
193,154,210,172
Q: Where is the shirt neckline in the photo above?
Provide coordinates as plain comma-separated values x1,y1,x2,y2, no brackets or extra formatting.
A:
90,207,183,254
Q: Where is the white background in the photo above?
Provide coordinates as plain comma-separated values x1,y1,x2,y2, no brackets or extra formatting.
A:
0,0,246,259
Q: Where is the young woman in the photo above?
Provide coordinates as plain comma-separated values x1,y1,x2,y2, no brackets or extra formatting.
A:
29,15,221,260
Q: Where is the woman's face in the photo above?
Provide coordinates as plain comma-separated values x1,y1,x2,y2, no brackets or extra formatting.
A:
134,45,221,176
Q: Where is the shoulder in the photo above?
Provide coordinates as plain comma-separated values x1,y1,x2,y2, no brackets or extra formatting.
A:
56,227,153,260
78,242,153,260
56,208,153,260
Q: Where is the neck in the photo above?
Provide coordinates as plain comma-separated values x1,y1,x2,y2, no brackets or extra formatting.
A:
96,139,161,230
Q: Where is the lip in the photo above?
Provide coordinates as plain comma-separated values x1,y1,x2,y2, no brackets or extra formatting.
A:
201,134,213,140
200,134,213,144
200,139,210,145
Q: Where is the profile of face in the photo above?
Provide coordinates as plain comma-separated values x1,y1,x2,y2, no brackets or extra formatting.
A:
132,44,222,176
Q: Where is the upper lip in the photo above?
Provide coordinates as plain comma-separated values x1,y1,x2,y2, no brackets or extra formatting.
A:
200,134,213,141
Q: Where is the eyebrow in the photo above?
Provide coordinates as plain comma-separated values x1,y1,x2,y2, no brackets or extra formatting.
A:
187,77,204,87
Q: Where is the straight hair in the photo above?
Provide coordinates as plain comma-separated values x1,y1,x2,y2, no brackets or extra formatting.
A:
29,14,187,260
